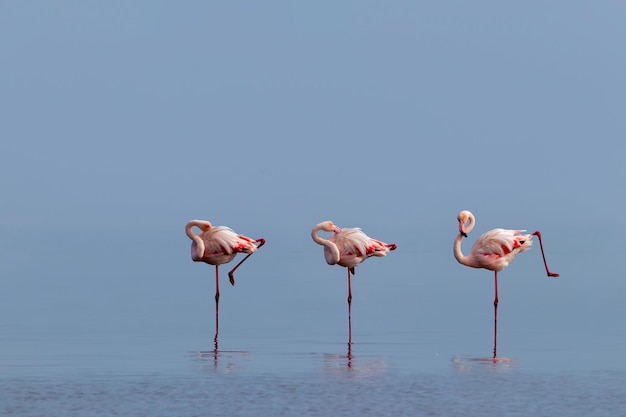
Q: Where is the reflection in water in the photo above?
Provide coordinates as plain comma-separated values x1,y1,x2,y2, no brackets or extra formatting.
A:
493,311,498,358
347,341,352,368
452,355,518,373
319,342,388,377
186,334,252,373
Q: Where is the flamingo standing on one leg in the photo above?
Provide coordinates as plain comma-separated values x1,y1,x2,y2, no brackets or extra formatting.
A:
312,221,397,343
186,220,265,341
453,210,559,358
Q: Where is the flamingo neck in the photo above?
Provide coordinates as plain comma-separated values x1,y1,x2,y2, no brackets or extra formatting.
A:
185,222,196,239
311,226,330,246
311,226,340,265
186,221,208,260
466,216,475,234
453,233,472,267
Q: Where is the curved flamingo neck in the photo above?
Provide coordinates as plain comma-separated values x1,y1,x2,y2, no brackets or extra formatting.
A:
453,233,472,267
465,215,475,234
186,220,211,260
311,225,331,246
311,226,340,265
185,222,196,239
186,220,207,238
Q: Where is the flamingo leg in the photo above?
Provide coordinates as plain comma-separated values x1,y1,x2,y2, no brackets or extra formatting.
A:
493,270,499,358
531,231,560,277
347,267,353,345
214,265,220,338
228,238,266,286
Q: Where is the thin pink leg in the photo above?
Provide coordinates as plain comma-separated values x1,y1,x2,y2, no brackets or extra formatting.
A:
347,267,353,345
228,238,266,286
531,231,560,277
214,265,220,337
493,271,499,358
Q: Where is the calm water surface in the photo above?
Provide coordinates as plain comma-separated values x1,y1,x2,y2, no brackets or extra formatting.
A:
1,228,625,416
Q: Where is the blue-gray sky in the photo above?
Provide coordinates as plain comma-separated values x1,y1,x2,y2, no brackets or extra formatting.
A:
2,1,624,235
2,0,626,291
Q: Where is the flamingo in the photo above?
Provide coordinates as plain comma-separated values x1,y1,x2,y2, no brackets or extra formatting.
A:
311,221,397,343
453,210,559,357
186,219,265,339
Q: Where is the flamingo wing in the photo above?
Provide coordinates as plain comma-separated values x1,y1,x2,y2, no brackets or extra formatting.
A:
202,226,241,255
367,238,394,257
330,227,393,268
469,228,532,270
331,228,371,257
234,234,260,254
474,229,531,256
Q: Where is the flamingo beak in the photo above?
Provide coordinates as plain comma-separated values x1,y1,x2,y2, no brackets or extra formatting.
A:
333,226,341,234
459,222,468,238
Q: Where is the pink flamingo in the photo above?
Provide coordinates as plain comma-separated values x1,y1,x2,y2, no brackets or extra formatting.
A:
453,210,559,357
186,219,265,339
312,221,397,343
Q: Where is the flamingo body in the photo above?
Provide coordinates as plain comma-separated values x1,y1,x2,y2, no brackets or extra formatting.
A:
187,221,260,266
458,228,533,272
312,221,397,272
329,227,396,269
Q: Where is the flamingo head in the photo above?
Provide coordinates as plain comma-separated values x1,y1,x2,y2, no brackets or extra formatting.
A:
457,210,475,237
319,220,341,234
190,220,212,232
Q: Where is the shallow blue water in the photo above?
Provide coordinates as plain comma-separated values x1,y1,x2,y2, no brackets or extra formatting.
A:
1,227,625,416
